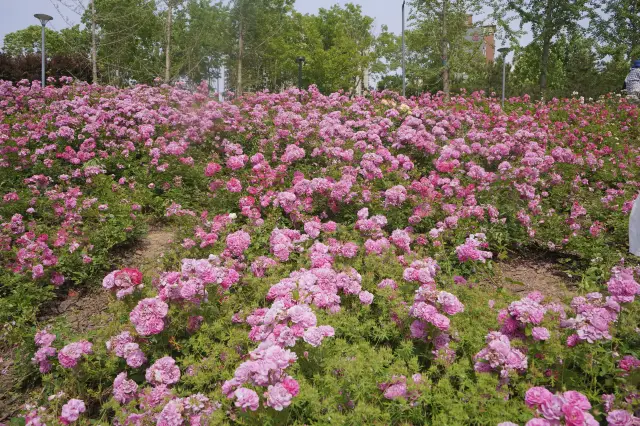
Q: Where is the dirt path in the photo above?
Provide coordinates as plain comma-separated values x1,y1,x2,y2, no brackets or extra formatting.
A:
484,257,579,301
35,227,175,331
0,227,174,420
125,228,175,275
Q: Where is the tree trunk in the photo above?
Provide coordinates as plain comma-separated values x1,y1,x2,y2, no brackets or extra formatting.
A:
630,0,639,58
442,0,450,97
540,36,551,93
165,0,172,83
539,0,553,94
237,18,243,95
91,0,97,84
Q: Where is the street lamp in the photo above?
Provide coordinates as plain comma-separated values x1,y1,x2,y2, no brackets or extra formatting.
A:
497,47,511,108
34,13,53,88
402,0,406,97
296,56,306,90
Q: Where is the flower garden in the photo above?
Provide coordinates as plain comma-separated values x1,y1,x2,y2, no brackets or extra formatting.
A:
1,78,640,425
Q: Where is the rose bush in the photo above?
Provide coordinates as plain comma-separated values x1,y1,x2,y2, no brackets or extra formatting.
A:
1,78,640,424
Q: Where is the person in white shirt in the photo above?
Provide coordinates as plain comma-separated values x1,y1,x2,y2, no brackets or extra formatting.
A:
625,60,640,103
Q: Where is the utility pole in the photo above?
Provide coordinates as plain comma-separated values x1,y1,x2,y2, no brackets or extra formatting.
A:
296,56,305,102
539,0,553,94
216,68,220,98
497,47,511,108
237,18,243,95
34,14,53,88
502,58,506,107
219,64,225,101
441,0,450,97
296,57,305,90
363,65,369,92
91,0,97,83
165,0,173,83
402,0,406,97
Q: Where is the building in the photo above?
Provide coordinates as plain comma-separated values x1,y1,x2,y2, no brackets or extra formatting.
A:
465,15,495,63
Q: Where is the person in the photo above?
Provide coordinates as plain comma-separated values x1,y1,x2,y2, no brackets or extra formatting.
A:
625,59,640,103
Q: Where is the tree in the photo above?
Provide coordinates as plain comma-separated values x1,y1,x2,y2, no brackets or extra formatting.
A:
2,25,89,57
89,0,228,86
230,0,247,94
91,0,98,82
172,1,229,86
226,0,306,94
509,32,602,98
299,4,376,94
559,32,600,97
224,1,379,95
89,0,163,85
370,25,400,83
590,0,640,61
49,0,99,82
406,0,487,95
511,42,568,96
165,0,174,83
161,0,188,83
508,0,589,94
376,74,403,92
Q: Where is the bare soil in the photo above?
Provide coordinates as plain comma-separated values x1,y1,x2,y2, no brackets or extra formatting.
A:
124,228,175,275
486,256,579,301
0,227,174,420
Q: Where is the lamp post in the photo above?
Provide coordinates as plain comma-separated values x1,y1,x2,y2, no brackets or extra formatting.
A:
34,14,53,88
296,56,305,102
402,0,406,97
296,56,306,90
497,47,510,108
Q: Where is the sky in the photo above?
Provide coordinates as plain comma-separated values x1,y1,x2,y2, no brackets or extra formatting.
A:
296,0,404,36
0,0,76,42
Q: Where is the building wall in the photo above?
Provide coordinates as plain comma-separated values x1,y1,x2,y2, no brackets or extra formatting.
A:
484,28,495,63
466,15,495,63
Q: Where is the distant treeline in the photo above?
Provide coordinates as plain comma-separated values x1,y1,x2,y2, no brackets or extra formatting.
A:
0,52,93,84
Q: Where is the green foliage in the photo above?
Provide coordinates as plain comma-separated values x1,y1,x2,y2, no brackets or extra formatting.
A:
0,168,148,342
405,0,488,94
510,33,606,98
171,0,230,84
0,275,53,332
298,4,376,94
371,25,401,81
2,25,90,57
509,0,589,92
3,0,638,99
91,0,164,84
226,0,300,93
590,0,640,61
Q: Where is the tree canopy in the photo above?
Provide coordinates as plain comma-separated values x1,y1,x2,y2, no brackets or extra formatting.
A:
0,0,637,98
